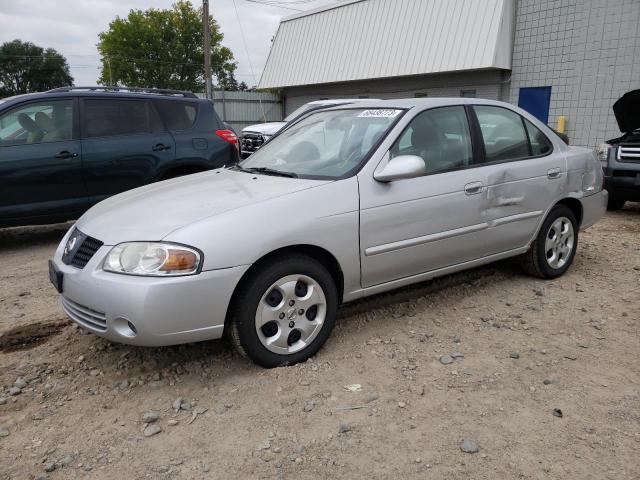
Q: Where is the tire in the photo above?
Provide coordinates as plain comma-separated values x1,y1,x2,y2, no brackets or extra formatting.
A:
607,196,626,211
228,254,338,368
520,205,578,279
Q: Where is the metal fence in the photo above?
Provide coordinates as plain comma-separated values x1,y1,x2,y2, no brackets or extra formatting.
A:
197,90,283,132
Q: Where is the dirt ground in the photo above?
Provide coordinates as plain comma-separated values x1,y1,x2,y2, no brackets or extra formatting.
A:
1,205,639,480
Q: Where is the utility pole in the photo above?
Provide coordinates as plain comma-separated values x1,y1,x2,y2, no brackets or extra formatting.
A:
107,56,113,85
203,0,212,100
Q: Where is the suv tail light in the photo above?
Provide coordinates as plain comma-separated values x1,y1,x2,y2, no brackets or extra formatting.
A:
216,129,239,152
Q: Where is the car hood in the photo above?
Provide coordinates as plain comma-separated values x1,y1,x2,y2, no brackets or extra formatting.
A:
76,169,329,245
613,89,640,133
242,122,286,136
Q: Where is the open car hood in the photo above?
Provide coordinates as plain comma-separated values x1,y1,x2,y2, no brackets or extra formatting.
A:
613,89,640,133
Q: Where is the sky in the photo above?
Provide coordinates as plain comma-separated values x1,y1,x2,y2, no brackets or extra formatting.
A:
0,0,334,88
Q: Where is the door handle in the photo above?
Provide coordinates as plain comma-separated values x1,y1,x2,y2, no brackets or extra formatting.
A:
54,151,78,159
152,143,171,152
547,167,561,179
464,181,483,195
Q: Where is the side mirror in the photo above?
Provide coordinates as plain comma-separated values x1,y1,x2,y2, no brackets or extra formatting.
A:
374,155,426,182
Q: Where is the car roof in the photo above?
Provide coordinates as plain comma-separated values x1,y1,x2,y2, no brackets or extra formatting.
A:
0,88,204,109
318,97,518,111
307,98,379,106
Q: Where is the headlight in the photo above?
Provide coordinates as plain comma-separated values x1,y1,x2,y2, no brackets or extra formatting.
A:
595,143,611,166
103,242,201,276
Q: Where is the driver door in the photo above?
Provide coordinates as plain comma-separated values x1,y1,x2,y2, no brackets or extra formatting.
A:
359,105,495,287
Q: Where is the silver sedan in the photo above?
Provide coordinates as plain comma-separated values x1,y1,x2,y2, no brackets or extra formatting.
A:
50,98,607,367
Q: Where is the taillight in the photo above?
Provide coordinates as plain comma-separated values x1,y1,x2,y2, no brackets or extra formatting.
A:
216,129,239,151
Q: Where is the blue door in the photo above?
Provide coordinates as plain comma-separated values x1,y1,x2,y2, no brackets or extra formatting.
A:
518,86,552,124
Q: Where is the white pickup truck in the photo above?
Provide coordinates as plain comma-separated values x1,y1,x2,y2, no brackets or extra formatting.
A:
240,99,376,158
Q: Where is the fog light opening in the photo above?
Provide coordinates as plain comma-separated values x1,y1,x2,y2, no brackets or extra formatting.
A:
127,321,137,335
113,317,138,338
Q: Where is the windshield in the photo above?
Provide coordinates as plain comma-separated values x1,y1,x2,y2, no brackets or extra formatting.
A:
240,108,403,179
283,104,319,122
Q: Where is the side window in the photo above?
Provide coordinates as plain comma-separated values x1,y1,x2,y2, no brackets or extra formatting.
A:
155,100,198,131
391,106,473,174
0,100,73,147
474,106,530,162
84,99,156,138
524,118,553,155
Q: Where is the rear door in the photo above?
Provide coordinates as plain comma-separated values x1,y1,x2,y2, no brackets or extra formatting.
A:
80,97,175,204
155,99,235,169
471,105,565,253
0,97,87,223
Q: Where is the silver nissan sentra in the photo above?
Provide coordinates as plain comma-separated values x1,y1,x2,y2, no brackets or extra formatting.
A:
50,98,607,367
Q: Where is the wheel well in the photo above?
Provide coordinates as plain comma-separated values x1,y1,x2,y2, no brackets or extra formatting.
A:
225,245,345,327
556,198,583,226
160,165,207,180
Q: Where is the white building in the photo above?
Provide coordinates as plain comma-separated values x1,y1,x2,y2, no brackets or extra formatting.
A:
258,0,640,147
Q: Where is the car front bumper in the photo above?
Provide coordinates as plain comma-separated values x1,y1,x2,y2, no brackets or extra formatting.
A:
51,234,249,347
604,174,640,200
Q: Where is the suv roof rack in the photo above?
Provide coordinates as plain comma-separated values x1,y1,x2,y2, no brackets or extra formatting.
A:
46,86,198,99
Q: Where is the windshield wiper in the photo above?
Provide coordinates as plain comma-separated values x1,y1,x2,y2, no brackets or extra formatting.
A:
233,166,298,178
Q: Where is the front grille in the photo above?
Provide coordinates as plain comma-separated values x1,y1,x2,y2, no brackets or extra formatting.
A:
618,145,640,163
62,229,103,269
61,296,107,331
241,132,266,155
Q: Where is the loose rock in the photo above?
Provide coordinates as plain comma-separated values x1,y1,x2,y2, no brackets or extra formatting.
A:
338,423,351,434
144,424,162,437
510,352,520,359
460,439,479,453
7,387,21,396
439,355,454,365
365,391,380,403
142,411,160,423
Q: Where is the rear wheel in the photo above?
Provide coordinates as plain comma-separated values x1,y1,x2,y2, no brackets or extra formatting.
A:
520,205,578,279
607,195,626,211
228,255,338,368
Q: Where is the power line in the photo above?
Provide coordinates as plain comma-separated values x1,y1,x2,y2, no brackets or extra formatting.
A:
231,0,266,120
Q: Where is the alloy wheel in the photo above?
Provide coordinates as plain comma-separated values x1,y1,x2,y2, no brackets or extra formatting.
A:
544,216,575,269
254,274,327,355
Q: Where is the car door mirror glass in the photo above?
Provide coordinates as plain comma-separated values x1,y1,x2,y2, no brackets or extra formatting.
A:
374,155,426,182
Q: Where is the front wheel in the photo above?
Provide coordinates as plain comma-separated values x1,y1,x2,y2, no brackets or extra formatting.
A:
520,205,578,279
228,255,338,368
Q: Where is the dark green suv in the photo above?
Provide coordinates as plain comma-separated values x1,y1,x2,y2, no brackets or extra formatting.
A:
0,87,239,227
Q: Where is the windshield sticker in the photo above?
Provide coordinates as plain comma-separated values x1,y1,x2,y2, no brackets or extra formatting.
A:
358,109,402,118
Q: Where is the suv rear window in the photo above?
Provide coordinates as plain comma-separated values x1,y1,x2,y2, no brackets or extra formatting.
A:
155,100,198,131
84,99,162,138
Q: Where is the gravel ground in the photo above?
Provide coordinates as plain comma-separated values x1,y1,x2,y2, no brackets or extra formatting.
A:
0,205,639,479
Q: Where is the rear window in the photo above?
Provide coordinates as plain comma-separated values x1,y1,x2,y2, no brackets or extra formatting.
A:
155,100,198,131
84,99,161,138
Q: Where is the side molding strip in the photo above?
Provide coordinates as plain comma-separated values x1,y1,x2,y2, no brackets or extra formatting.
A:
364,222,489,256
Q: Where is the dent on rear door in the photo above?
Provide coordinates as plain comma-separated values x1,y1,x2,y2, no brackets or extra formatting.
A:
482,152,567,253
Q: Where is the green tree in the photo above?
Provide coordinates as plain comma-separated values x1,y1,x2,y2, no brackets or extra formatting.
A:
218,71,239,91
0,40,73,96
97,1,236,92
